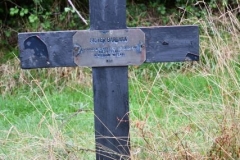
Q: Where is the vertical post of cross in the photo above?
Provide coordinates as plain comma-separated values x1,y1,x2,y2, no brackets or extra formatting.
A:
90,0,130,159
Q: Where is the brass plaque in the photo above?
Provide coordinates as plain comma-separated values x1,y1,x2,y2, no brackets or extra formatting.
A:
73,29,146,67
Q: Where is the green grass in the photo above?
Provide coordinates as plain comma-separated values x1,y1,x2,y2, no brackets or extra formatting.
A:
0,61,239,159
0,80,96,159
129,66,240,159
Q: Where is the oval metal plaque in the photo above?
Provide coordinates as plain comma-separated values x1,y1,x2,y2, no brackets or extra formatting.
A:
73,29,146,67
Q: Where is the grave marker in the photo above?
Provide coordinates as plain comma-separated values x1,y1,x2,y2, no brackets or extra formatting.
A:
18,0,199,159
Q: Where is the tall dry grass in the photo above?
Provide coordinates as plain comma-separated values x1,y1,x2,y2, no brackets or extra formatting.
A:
129,4,240,160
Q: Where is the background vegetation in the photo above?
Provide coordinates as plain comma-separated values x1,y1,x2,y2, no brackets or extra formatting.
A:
1,0,240,159
1,0,239,53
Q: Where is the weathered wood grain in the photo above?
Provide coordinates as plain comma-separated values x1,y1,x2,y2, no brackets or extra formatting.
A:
140,26,199,62
18,31,76,69
18,26,199,69
90,0,130,159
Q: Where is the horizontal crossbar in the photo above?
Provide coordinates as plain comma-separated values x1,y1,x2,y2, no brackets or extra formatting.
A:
18,25,199,69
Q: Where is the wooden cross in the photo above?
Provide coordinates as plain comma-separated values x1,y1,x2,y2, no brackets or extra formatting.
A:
18,0,199,159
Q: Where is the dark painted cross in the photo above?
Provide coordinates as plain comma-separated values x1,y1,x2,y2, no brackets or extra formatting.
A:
18,0,199,159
